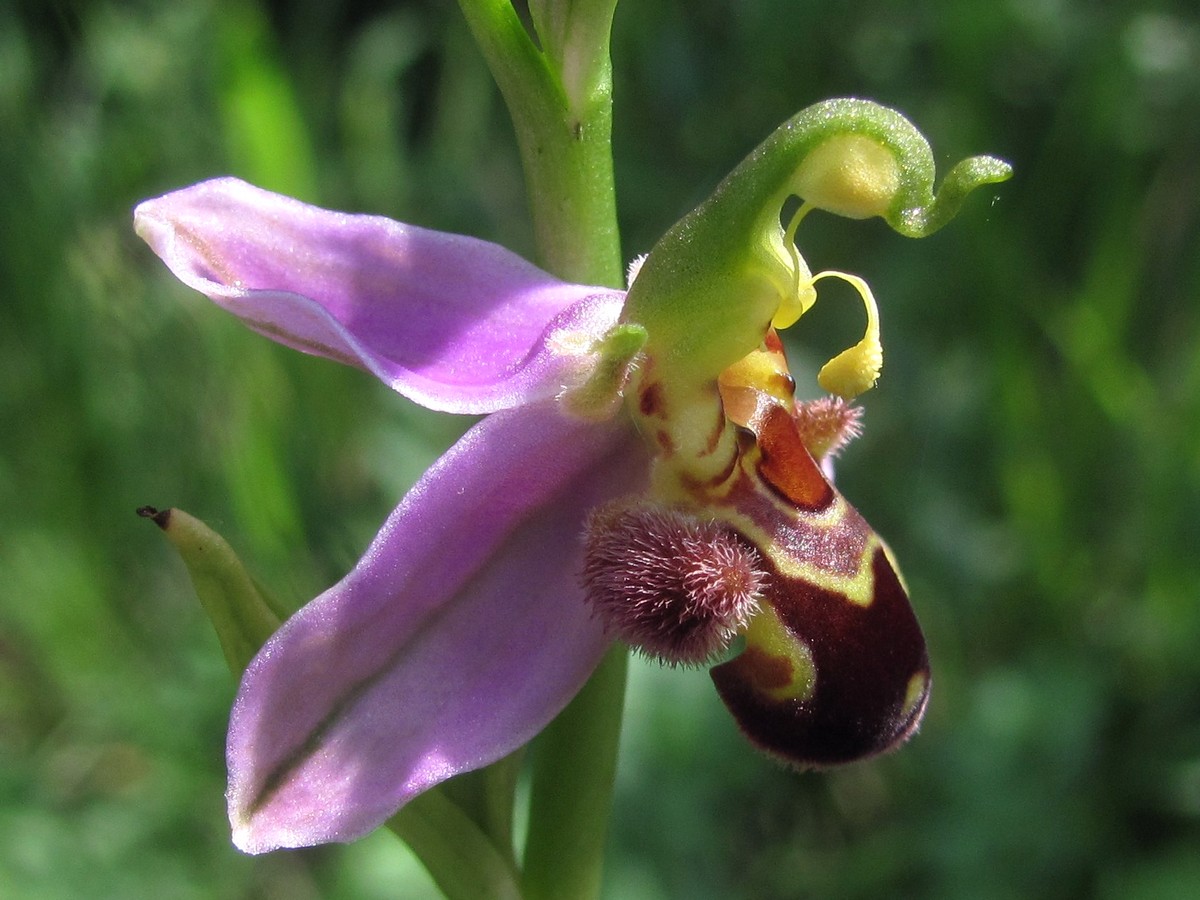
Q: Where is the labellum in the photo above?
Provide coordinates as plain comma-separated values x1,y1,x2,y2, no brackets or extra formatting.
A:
708,335,930,765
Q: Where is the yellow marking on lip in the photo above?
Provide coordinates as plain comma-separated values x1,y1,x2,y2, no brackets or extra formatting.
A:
741,607,816,702
901,671,930,718
763,531,881,608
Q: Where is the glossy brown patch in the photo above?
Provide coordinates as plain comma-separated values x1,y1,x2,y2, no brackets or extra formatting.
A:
754,404,833,509
711,548,929,766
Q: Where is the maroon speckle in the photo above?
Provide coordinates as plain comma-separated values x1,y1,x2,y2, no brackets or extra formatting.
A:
639,381,664,418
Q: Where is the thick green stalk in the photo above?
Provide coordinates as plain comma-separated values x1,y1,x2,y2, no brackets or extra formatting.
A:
456,0,622,287
456,3,627,899
520,646,628,900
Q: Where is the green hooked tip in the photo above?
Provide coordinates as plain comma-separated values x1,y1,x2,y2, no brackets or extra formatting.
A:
620,97,1012,383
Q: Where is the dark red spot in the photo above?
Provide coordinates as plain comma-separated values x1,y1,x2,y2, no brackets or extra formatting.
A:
704,410,726,454
639,381,663,418
681,449,740,496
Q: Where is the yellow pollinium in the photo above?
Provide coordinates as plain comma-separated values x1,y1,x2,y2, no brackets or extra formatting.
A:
771,202,817,331
791,134,901,220
767,202,885,400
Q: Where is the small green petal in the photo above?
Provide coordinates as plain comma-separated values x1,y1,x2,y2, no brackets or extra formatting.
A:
560,322,648,420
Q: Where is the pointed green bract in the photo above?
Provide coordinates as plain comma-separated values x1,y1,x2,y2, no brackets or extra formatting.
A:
138,506,282,674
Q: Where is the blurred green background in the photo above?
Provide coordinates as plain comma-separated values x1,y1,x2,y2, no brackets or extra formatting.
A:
3,0,1198,897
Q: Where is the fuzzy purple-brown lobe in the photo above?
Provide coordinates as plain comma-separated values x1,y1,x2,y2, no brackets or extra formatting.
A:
793,396,864,460
582,504,764,665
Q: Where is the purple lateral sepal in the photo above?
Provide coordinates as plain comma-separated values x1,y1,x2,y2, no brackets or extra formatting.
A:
226,402,646,853
134,178,625,413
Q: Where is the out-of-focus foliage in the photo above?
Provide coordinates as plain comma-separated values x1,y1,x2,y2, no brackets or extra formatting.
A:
2,0,1197,897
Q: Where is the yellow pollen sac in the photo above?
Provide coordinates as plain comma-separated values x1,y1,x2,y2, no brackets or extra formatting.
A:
811,270,883,399
791,134,901,220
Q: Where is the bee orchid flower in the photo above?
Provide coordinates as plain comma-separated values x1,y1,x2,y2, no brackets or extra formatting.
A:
135,99,1010,855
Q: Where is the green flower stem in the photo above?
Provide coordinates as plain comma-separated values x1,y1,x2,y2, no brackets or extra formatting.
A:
456,0,622,287
521,646,628,900
457,4,627,898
